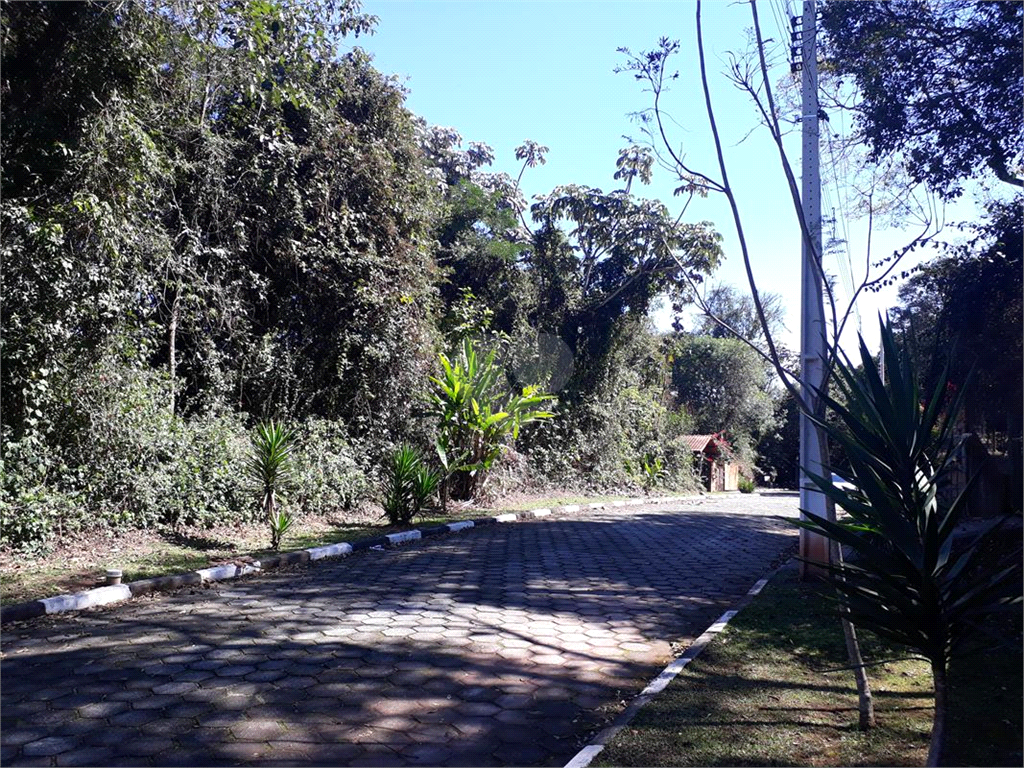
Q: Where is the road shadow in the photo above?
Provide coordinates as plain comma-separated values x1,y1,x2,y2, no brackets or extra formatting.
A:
2,507,798,766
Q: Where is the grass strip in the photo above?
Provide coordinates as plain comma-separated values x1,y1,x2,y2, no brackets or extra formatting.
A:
596,564,1021,767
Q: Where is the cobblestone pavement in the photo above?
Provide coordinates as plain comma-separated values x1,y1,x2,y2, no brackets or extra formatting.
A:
1,493,799,767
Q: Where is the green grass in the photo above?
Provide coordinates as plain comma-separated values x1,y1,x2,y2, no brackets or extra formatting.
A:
597,565,1022,767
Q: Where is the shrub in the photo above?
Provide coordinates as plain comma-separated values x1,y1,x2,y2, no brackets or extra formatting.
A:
144,414,251,530
523,387,700,494
738,476,755,494
0,356,254,549
291,419,368,517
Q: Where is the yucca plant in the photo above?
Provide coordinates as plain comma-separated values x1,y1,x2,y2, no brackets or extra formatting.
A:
382,444,439,525
794,322,1021,767
247,420,295,551
427,337,555,502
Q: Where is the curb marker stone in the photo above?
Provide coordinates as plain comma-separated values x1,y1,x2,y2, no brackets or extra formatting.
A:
306,542,354,561
40,585,132,615
385,530,422,545
563,570,781,768
196,563,260,582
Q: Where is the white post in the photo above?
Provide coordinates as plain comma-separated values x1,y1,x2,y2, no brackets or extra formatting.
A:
798,0,830,575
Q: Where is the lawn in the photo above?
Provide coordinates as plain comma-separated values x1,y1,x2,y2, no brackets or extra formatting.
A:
596,562,1022,767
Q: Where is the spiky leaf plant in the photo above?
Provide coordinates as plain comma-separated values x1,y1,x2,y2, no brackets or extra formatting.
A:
382,444,438,525
248,420,295,550
794,322,1021,766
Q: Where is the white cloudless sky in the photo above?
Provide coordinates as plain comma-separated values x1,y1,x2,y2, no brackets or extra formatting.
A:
348,0,977,354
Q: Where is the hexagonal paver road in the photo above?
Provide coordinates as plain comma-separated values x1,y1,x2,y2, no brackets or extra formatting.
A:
1,493,799,767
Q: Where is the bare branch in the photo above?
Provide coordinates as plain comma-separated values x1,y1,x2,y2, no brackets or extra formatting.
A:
694,0,806,409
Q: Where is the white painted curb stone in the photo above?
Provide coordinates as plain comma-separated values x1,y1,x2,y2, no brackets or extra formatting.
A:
306,542,354,561
563,573,777,768
197,563,260,582
40,585,133,614
386,530,422,545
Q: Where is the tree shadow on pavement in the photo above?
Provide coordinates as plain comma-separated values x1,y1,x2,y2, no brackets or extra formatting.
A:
1,507,798,767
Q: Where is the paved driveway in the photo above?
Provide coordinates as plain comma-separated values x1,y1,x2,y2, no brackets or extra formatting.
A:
1,494,798,767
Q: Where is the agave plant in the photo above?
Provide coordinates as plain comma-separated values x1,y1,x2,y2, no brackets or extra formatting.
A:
247,420,295,551
794,322,1021,766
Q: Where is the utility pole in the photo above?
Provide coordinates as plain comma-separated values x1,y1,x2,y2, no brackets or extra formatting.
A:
797,0,829,575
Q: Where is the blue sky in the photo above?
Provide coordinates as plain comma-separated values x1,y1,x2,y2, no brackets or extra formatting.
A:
346,0,966,353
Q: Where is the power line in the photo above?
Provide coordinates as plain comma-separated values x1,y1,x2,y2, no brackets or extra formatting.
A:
824,108,862,334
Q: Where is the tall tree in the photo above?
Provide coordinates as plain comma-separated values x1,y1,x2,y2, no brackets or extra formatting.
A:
892,200,1023,460
530,184,722,392
689,283,786,347
820,0,1023,198
670,334,776,445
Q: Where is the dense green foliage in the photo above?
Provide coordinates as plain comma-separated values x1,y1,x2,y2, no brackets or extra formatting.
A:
0,0,435,548
0,0,738,551
892,201,1023,447
820,0,1023,197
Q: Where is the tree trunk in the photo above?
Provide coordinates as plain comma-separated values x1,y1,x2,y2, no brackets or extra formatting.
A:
833,536,875,729
927,660,948,767
169,291,180,415
823,443,875,729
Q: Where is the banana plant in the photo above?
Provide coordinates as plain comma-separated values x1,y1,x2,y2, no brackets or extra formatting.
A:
427,337,555,502
793,322,1021,767
247,420,295,551
640,453,666,492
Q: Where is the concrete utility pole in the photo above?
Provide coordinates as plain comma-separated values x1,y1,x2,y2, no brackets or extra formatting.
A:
798,0,830,574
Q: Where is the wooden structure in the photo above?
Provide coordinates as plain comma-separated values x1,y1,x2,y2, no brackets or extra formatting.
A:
683,434,739,492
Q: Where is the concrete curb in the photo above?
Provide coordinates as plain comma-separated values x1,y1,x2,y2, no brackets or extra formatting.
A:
563,562,784,768
1,494,699,625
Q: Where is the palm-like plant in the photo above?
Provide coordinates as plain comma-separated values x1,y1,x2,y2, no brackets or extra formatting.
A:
382,444,439,525
428,337,555,502
795,323,1021,766
247,420,295,551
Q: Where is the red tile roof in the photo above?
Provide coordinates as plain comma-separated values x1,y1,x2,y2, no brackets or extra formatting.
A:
681,434,716,452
